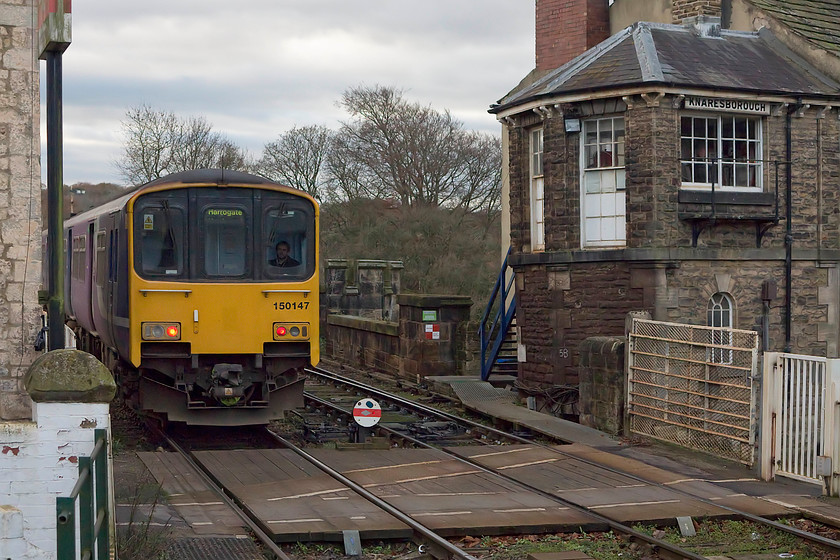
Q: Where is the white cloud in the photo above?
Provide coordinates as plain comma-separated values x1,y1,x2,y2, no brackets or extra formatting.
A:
41,1,534,185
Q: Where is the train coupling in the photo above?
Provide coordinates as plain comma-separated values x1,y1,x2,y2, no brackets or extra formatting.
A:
210,363,245,400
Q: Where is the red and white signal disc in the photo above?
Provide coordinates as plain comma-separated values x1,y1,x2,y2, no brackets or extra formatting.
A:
352,398,382,427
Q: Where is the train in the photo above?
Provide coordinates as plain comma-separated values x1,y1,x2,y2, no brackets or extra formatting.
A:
54,168,319,426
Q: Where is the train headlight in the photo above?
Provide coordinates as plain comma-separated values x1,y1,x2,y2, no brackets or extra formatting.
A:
273,322,309,340
142,322,181,340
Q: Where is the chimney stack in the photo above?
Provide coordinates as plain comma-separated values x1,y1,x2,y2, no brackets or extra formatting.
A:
536,0,610,72
672,0,722,24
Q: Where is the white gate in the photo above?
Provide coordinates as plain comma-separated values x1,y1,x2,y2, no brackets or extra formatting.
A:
627,319,759,465
760,353,840,494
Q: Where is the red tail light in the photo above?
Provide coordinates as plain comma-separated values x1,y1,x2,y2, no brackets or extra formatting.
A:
166,326,179,338
276,326,287,336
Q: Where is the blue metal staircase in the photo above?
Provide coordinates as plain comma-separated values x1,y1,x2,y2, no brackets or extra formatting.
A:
479,247,517,381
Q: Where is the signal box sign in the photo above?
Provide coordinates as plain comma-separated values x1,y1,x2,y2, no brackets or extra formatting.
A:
424,323,440,340
352,399,381,427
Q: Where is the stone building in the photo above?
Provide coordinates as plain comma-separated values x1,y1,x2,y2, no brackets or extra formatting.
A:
0,0,43,420
491,0,840,391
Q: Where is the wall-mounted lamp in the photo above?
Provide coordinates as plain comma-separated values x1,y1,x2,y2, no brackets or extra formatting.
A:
564,117,581,133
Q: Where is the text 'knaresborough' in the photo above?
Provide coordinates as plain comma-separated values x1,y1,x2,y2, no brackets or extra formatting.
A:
684,97,770,115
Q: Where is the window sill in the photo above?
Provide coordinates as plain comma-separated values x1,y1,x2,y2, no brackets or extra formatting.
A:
678,189,773,206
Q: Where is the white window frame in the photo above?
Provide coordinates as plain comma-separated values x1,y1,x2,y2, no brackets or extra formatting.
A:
581,116,626,248
681,114,763,191
530,127,545,251
707,292,734,365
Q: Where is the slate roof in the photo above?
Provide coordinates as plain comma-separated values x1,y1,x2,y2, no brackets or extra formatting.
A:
747,0,840,58
490,20,840,114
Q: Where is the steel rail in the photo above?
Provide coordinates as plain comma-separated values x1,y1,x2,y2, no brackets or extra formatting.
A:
303,390,705,560
306,365,840,554
264,428,480,560
155,431,293,560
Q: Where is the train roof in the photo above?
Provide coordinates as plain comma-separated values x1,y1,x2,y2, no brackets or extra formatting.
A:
63,168,306,229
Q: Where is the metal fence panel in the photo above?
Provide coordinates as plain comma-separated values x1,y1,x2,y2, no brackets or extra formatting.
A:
776,354,826,484
628,319,759,465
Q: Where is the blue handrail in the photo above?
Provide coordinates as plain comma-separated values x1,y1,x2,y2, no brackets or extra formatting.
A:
478,247,516,381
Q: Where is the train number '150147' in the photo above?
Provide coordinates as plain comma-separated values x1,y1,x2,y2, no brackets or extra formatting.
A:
274,301,309,310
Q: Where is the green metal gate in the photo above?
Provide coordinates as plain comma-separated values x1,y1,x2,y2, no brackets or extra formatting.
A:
56,428,111,560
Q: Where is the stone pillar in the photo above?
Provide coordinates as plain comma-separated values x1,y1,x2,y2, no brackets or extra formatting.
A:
398,294,473,380
578,336,626,435
0,349,116,556
325,258,403,320
383,261,403,322
0,0,43,421
325,259,350,314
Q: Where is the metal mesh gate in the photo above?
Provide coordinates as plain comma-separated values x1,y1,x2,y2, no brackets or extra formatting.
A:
627,318,759,465
775,354,827,484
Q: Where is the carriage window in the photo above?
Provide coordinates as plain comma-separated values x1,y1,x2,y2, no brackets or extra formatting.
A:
262,195,315,280
95,231,106,287
203,207,247,277
135,205,185,277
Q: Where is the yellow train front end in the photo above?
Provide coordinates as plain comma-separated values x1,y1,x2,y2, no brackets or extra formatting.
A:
124,173,319,426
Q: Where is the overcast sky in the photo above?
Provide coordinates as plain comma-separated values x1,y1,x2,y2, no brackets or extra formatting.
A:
40,1,534,186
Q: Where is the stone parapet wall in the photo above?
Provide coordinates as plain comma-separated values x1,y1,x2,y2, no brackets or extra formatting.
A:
0,402,111,558
398,294,475,379
0,0,42,421
323,293,475,381
1,349,116,558
325,314,400,375
325,259,403,321
578,336,626,435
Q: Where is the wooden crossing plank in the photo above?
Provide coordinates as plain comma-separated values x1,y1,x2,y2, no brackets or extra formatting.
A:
450,444,795,521
200,448,602,541
137,451,248,535
142,443,798,543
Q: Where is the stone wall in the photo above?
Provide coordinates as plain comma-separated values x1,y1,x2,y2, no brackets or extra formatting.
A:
0,0,43,421
578,336,625,435
507,93,840,393
1,349,115,559
324,294,475,381
325,314,400,374
325,259,402,321
398,294,474,379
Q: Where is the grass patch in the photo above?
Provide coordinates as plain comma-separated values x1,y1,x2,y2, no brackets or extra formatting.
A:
634,519,827,560
116,483,173,560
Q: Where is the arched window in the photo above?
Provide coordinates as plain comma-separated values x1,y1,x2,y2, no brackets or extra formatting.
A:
707,292,733,364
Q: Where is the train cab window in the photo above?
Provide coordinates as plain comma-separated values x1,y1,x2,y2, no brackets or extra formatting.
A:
202,206,247,277
262,195,315,280
134,204,185,278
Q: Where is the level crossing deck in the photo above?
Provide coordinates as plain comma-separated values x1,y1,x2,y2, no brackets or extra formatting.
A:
139,443,794,542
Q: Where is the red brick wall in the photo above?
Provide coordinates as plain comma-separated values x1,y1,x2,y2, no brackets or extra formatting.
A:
536,0,610,72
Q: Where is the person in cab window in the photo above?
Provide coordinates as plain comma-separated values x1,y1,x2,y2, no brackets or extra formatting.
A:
270,241,300,267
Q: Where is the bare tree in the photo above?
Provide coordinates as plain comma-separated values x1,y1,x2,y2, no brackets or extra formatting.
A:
116,105,177,184
324,131,387,202
116,105,249,185
256,125,332,199
331,85,501,213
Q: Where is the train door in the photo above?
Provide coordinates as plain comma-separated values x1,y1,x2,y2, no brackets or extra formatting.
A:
91,223,111,347
111,211,131,359
64,229,74,319
84,222,95,329
91,213,120,351
191,188,253,279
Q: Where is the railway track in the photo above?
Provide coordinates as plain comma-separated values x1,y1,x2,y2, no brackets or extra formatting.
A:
300,365,840,557
156,425,713,560
136,364,840,559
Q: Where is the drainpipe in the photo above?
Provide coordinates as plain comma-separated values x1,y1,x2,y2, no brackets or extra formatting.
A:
784,104,798,352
